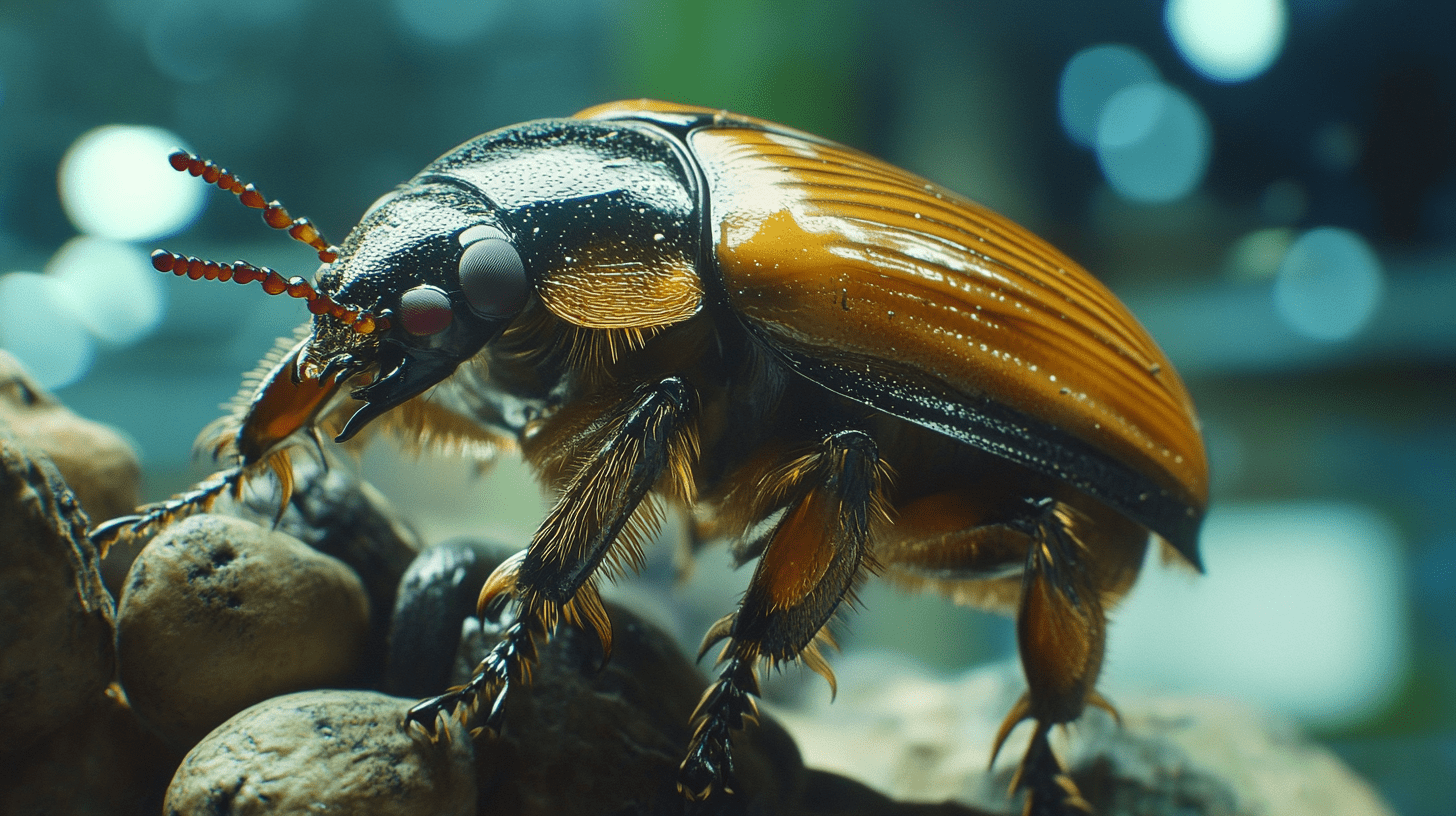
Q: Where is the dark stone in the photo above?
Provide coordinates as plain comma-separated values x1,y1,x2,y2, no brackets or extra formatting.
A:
449,600,994,816
385,537,515,698
0,690,177,816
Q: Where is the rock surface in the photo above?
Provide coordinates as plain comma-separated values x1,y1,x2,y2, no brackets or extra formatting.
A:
0,422,116,755
116,513,371,748
0,351,142,591
385,537,511,697
443,598,989,816
165,690,476,816
0,689,177,816
769,653,1396,816
221,452,422,621
219,452,423,686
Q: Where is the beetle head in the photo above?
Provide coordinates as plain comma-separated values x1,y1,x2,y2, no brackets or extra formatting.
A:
153,151,530,447
311,184,529,441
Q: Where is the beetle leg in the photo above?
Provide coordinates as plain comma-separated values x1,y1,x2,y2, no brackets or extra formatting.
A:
406,375,697,735
993,498,1107,815
680,429,888,800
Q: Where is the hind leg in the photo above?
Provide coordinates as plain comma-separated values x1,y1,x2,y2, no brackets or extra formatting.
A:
879,491,1146,815
992,498,1135,815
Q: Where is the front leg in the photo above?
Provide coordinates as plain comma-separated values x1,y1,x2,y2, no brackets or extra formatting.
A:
406,376,697,734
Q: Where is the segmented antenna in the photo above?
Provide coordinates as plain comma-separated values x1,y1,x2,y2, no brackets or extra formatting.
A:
167,150,338,263
150,250,390,334
155,150,392,335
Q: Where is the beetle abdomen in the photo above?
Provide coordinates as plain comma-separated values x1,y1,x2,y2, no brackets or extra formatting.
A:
678,118,1206,560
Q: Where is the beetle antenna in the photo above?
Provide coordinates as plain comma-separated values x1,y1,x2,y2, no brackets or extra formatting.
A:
149,249,392,335
167,149,339,263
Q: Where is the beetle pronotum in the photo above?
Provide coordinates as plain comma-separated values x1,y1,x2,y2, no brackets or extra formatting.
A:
96,100,1207,814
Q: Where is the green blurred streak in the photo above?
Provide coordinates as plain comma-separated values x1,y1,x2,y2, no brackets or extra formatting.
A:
606,0,868,147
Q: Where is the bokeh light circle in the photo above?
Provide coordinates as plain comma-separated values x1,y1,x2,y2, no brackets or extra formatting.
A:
1095,82,1212,204
1273,227,1384,341
58,125,206,242
1058,44,1161,149
1165,0,1287,83
45,237,167,345
0,272,96,390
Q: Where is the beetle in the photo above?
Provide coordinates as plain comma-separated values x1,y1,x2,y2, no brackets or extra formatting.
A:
97,99,1207,814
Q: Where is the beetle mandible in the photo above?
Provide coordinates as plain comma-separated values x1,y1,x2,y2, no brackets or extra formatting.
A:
99,99,1208,814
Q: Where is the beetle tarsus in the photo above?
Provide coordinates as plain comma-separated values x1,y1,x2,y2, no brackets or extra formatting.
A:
679,656,757,799
1011,721,1093,816
405,615,540,739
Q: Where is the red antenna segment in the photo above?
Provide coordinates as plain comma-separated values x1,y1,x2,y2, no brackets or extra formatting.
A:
168,150,339,263
154,150,390,335
149,250,389,335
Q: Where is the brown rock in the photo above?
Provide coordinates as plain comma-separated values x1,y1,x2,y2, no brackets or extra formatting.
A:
455,604,750,816
0,422,115,755
164,690,476,816
116,513,370,749
0,351,142,592
0,689,178,816
217,452,423,686
222,452,421,614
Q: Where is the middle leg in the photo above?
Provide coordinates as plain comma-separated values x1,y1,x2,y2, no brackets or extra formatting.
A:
680,428,890,799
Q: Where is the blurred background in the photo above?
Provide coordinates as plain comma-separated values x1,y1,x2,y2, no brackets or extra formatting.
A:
0,0,1452,811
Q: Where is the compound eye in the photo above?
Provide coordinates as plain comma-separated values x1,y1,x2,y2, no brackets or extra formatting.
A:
398,285,453,336
458,229,527,319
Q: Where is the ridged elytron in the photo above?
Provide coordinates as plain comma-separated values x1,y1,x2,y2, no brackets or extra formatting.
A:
97,100,1207,814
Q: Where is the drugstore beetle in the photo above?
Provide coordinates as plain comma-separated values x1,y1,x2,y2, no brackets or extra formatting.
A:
95,99,1207,814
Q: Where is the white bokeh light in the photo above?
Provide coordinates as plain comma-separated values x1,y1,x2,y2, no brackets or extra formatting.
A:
45,237,167,345
0,272,97,390
58,124,206,242
1105,502,1408,728
1165,0,1287,83
1274,227,1384,341
1058,44,1161,149
1095,82,1212,204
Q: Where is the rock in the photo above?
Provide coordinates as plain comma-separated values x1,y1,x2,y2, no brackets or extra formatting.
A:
445,600,991,815
452,601,788,815
0,423,115,755
1075,695,1396,816
0,351,142,593
116,513,370,749
220,452,422,686
164,689,476,816
384,537,513,698
0,689,178,816
769,654,1397,816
